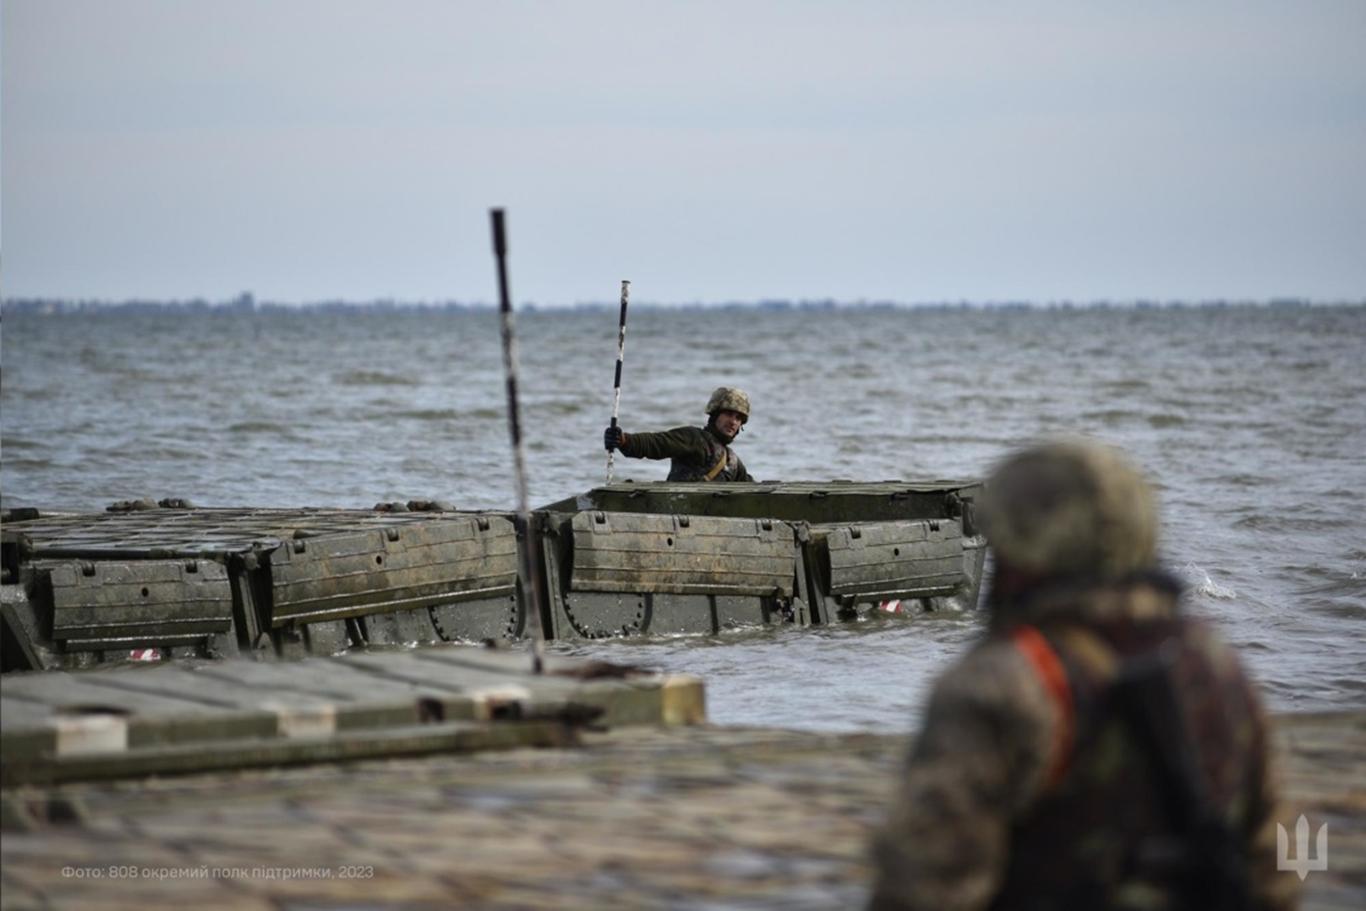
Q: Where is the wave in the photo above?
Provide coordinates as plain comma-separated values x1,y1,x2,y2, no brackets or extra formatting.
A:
459,407,502,421
1082,408,1144,425
1233,514,1353,532
0,457,53,470
334,369,418,387
226,421,298,436
1209,472,1276,487
1099,379,1153,392
544,400,587,415
393,408,460,422
1294,566,1366,605
1181,562,1237,600
2,385,62,402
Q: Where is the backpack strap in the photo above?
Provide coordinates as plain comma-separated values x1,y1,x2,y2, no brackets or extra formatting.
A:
702,447,729,481
1011,624,1076,790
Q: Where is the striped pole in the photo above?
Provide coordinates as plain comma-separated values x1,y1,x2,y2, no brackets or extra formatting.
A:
606,279,631,483
489,208,547,674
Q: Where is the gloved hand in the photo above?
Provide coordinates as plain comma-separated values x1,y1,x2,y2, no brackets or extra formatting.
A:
604,425,625,452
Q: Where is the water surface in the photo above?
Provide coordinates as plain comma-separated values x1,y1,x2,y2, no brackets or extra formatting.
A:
3,304,1363,731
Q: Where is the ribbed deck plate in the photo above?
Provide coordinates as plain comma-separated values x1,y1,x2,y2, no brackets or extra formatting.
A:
822,519,964,599
46,559,233,644
269,515,518,625
569,512,795,597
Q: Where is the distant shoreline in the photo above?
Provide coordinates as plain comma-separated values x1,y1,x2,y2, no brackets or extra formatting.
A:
3,296,1362,316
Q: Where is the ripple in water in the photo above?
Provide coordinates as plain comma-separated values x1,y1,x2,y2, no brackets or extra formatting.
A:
226,420,299,437
334,369,418,387
392,408,461,422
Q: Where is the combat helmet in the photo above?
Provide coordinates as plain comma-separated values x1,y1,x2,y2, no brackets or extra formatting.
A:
978,438,1158,582
706,386,751,424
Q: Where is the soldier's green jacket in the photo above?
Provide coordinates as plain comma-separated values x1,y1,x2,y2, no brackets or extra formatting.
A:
618,425,753,482
868,576,1299,911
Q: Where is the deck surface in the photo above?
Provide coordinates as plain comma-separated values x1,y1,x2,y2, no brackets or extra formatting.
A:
1,646,704,786
2,710,1360,910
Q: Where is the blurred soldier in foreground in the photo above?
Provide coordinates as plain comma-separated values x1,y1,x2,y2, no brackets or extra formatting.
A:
603,386,754,482
869,438,1298,911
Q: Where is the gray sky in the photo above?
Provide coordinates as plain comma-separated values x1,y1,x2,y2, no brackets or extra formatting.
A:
3,0,1364,304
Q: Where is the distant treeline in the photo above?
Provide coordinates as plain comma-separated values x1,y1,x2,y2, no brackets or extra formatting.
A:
1,294,1353,316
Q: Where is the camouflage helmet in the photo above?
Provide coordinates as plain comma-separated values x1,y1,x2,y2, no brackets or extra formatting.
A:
706,386,751,423
979,438,1158,581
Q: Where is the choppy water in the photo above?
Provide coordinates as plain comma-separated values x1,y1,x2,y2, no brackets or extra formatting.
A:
3,305,1364,731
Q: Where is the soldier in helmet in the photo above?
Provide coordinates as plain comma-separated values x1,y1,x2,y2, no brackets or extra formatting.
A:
868,438,1298,911
603,386,754,482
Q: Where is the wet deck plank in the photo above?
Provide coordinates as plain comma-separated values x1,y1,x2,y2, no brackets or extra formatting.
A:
0,645,705,786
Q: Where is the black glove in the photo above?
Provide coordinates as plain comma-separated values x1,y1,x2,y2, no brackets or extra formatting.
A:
604,425,624,452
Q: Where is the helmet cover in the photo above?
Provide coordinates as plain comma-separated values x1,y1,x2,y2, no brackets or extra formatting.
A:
979,438,1158,581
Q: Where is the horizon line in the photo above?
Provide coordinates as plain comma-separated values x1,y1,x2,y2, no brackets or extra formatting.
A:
4,295,1362,315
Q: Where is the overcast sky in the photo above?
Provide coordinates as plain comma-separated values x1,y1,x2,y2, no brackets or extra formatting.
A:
3,1,1363,305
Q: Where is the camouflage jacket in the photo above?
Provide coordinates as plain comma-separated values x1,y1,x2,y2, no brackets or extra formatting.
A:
868,575,1299,911
618,425,753,482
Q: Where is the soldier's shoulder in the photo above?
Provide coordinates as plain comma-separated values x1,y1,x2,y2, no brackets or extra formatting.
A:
915,635,1058,802
650,424,704,438
1176,614,1266,701
635,425,704,443
927,636,1047,715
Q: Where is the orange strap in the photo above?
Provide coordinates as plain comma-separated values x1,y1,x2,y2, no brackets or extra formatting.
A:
1011,624,1075,790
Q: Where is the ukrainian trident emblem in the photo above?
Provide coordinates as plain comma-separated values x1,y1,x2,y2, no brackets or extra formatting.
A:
1277,814,1328,880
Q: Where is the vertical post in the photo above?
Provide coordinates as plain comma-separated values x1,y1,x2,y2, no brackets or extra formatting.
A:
489,208,547,674
606,279,631,483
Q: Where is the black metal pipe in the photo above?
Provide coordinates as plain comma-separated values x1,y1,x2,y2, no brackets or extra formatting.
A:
490,209,547,674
